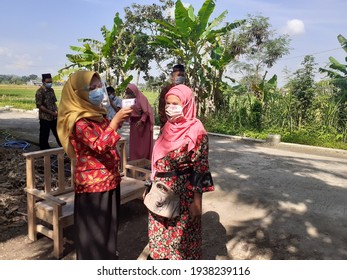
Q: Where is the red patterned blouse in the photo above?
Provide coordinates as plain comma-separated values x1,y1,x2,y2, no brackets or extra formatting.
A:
69,117,121,193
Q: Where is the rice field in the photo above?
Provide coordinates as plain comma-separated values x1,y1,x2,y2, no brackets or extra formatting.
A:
0,84,158,111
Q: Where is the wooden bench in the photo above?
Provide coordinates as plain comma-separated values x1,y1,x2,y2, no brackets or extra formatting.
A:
23,139,150,259
126,158,151,181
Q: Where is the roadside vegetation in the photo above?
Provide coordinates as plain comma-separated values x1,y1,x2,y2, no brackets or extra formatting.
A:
1,83,347,150
1,0,346,150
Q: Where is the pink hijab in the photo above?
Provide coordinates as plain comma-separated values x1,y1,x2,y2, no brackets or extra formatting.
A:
151,84,206,178
127,83,154,131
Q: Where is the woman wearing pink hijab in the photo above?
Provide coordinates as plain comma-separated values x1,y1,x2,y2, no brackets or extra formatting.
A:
147,84,214,260
125,84,154,161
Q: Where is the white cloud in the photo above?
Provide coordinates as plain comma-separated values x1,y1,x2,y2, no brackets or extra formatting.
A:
0,47,12,57
9,54,35,71
284,19,305,35
0,39,63,75
0,44,35,72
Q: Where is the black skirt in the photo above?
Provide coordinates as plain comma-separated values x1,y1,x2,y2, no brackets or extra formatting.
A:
74,186,120,260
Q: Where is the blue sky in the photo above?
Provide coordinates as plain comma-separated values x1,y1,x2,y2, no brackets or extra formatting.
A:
1,0,346,86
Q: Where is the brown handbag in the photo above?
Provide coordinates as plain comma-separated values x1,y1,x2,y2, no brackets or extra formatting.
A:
143,180,180,219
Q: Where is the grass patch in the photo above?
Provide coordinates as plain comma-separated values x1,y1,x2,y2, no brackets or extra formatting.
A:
0,85,62,110
203,114,347,150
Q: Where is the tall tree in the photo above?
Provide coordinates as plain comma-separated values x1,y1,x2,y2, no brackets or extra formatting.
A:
232,14,291,98
123,0,175,83
287,55,317,128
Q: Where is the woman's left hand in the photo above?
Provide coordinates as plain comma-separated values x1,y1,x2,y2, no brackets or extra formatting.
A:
189,192,202,223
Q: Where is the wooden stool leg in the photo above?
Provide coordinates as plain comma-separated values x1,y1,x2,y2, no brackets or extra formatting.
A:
53,205,64,259
27,194,37,241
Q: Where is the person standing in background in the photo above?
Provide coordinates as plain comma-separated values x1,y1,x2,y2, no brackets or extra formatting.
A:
124,83,154,161
106,86,122,121
158,64,186,129
35,73,62,150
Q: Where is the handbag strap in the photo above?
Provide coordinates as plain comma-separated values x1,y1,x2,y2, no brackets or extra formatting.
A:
155,168,192,178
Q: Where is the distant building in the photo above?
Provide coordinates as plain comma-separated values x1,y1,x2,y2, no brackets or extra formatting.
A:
27,80,42,86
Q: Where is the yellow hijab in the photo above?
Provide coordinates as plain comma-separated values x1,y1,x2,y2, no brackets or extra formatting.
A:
57,70,107,159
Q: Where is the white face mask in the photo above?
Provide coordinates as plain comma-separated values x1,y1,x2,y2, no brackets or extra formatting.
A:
165,104,183,123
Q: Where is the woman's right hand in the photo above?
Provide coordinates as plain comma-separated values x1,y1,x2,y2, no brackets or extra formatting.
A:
110,107,133,130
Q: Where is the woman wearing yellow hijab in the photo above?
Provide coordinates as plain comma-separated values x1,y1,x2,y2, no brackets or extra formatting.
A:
57,70,132,260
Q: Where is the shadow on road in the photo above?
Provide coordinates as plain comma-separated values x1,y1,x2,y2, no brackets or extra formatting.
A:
206,138,347,259
1,111,347,259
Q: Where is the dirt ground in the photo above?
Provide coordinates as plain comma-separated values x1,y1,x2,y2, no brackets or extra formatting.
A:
1,108,347,260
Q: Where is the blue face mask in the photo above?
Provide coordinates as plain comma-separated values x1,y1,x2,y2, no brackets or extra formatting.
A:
175,76,185,85
45,83,52,88
88,88,104,106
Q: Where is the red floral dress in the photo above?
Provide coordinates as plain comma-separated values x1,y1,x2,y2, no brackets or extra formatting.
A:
148,134,214,260
69,117,121,193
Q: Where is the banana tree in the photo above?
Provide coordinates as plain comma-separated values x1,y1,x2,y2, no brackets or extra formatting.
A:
149,0,244,113
208,33,245,111
54,38,104,81
319,34,347,105
55,13,135,90
319,34,347,135
319,34,347,88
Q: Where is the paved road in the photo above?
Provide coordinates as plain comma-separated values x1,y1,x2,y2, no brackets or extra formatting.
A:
1,108,347,259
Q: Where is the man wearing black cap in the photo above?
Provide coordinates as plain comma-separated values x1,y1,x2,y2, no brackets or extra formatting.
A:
158,64,186,129
35,73,62,150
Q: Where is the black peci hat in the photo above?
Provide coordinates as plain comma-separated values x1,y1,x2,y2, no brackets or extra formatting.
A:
172,64,185,73
41,73,52,80
106,86,115,93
